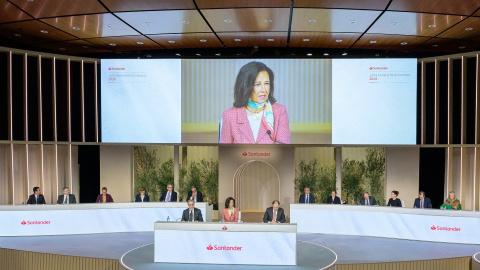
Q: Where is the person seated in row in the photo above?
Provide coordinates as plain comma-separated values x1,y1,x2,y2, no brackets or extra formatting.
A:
413,191,432,208
27,187,46,204
299,187,315,204
360,192,376,206
160,184,177,202
387,190,402,207
57,187,76,204
263,200,286,223
327,190,341,204
222,197,239,222
441,191,461,210
96,187,114,203
135,187,150,202
182,200,203,222
187,185,203,202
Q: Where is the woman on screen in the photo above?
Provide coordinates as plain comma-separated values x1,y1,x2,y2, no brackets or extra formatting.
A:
441,191,461,210
219,61,291,144
96,187,114,203
222,197,239,222
387,190,402,207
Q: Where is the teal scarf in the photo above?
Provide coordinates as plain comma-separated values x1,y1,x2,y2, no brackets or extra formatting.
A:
247,99,275,136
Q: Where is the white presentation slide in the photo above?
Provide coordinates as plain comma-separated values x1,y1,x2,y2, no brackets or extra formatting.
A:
101,59,181,143
332,59,417,144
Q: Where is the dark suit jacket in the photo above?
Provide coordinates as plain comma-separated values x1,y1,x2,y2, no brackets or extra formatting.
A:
96,194,114,203
187,191,203,202
360,196,376,206
414,197,432,208
159,191,177,202
263,207,286,223
57,194,76,204
181,208,203,222
27,194,46,204
327,196,341,204
299,193,315,204
135,193,150,202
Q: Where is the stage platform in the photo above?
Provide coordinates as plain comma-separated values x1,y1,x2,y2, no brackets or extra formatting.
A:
0,232,479,269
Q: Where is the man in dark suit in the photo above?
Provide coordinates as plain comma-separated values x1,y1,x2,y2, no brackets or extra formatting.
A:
263,200,286,223
57,187,76,204
181,200,204,222
27,187,46,204
187,185,203,202
327,190,341,204
414,191,432,208
360,192,376,206
160,184,177,202
299,187,315,204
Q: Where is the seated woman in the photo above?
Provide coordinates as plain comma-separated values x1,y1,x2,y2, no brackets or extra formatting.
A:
387,190,402,207
96,187,114,203
222,197,239,222
135,187,150,202
326,190,341,204
441,191,461,210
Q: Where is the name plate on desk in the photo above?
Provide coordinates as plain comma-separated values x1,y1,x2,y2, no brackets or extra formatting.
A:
154,222,297,265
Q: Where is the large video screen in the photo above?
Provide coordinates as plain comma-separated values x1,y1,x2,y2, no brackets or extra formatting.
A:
101,58,417,145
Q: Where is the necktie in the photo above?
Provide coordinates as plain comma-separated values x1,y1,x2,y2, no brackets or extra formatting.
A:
166,192,170,202
272,210,277,223
420,200,423,208
36,196,38,204
366,199,369,205
64,196,67,204
306,195,309,204
189,211,193,222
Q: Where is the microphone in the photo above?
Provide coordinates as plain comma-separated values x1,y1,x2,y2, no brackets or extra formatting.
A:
267,130,285,144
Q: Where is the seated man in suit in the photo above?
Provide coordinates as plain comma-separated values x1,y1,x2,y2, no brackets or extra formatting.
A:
57,187,76,204
299,187,315,204
187,185,203,202
181,200,204,222
414,191,432,208
263,200,286,223
160,184,177,202
327,190,341,204
360,192,376,206
27,187,46,204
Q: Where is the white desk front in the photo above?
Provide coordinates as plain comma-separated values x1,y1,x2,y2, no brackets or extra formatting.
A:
154,222,297,265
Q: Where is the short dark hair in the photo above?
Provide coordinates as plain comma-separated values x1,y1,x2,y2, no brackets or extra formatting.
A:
233,61,277,108
419,191,425,196
102,187,107,191
331,190,336,194
392,190,399,196
33,187,40,193
225,197,235,208
272,200,280,206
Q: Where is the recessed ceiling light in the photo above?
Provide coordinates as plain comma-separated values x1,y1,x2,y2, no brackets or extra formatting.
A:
349,20,356,24
82,45,89,48
14,33,22,37
267,39,274,41
200,39,207,42
59,48,66,51
265,19,273,23
72,27,80,30
323,53,329,56
342,52,348,56
336,39,343,42
196,53,201,56
168,40,176,43
465,27,473,31
308,19,316,23
391,22,399,26
303,38,310,42
215,53,221,56
400,42,408,45
307,53,312,56
428,24,436,28
183,20,190,24
432,44,438,47
459,46,466,49
224,19,232,23
234,39,241,42
27,0,34,2
40,30,48,34
109,43,116,46
106,24,112,28
137,41,144,45
291,53,296,56
144,21,151,26
175,53,181,56
370,40,377,43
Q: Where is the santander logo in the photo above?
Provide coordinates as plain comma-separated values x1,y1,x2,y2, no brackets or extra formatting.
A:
109,67,125,70
242,152,248,156
21,220,26,225
21,220,51,225
206,244,243,251
369,66,388,70
207,244,213,250
430,225,461,232
242,151,271,157
431,225,436,230
222,226,228,231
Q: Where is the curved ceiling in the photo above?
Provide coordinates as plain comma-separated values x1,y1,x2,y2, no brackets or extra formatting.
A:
1,0,480,56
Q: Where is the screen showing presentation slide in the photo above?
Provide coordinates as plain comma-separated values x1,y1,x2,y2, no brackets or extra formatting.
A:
332,59,417,144
101,59,181,143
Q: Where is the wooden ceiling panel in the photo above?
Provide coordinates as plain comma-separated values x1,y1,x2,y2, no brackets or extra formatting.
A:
101,0,196,12
85,35,163,51
115,10,211,34
289,32,361,47
201,8,290,32
352,34,430,50
9,0,107,18
36,40,111,55
217,32,287,47
437,17,480,40
0,20,77,45
419,38,480,53
292,9,381,32
41,13,139,38
196,0,291,9
0,0,33,23
368,12,465,36
294,0,390,10
388,0,480,16
148,33,222,48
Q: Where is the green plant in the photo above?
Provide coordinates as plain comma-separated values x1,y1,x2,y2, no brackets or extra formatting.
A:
179,159,219,210
317,165,337,203
341,159,366,204
294,159,336,203
365,148,386,206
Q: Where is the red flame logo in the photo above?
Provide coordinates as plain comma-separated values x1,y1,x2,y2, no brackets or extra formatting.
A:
242,152,247,156
222,226,227,230
21,220,26,225
108,67,112,70
369,67,373,70
207,244,213,250
431,225,436,230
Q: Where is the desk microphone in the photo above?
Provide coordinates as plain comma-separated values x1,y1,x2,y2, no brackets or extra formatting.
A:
267,130,285,144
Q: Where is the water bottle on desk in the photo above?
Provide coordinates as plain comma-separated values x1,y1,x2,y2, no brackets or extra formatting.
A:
167,216,170,222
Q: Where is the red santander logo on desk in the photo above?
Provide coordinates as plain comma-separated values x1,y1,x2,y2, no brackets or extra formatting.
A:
207,245,214,250
207,244,243,251
21,220,51,225
222,226,228,230
431,225,461,232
